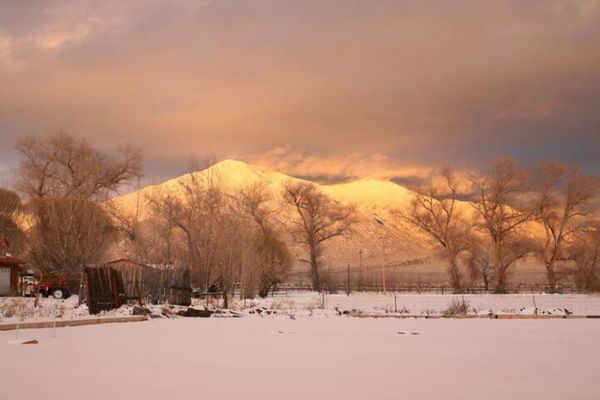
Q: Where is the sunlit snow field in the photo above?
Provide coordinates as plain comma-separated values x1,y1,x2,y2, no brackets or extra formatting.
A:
2,317,600,400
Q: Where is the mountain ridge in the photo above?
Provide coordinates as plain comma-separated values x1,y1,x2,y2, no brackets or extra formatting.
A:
113,158,422,217
110,159,545,277
111,159,434,269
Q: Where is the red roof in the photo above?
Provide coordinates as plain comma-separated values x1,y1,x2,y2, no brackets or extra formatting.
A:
0,255,25,267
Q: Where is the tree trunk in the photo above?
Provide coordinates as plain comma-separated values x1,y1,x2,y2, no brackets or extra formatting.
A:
222,290,229,309
493,242,508,293
447,254,462,293
309,246,320,292
482,273,490,291
495,268,508,294
545,261,557,293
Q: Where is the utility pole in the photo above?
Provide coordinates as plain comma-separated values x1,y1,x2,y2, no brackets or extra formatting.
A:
382,239,387,294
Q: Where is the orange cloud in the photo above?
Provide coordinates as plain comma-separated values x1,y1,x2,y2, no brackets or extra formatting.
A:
243,146,434,182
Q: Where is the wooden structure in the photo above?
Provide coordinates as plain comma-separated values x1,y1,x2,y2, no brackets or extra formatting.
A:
106,259,192,306
83,260,191,314
0,236,25,297
84,266,127,314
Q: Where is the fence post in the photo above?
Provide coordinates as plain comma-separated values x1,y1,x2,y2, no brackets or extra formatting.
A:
52,311,57,338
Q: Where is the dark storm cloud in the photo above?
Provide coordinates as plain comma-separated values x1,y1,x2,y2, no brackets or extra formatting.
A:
1,0,599,184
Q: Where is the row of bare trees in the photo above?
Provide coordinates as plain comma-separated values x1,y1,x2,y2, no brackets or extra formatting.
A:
2,132,599,297
1,133,355,299
130,174,356,302
120,165,294,305
403,158,599,293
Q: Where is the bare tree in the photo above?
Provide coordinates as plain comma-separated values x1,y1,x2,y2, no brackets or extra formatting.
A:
466,237,495,291
237,182,274,232
533,161,598,291
236,182,291,297
108,197,181,266
469,158,532,293
147,168,226,291
568,223,600,292
147,177,291,305
401,167,470,292
16,132,142,201
28,197,116,288
14,133,142,291
283,181,356,292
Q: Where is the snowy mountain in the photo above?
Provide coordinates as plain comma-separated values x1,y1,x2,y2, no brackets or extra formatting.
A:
111,160,452,272
115,159,420,218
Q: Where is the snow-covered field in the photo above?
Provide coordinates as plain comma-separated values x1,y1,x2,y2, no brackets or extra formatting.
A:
2,291,600,324
2,317,599,400
235,291,600,317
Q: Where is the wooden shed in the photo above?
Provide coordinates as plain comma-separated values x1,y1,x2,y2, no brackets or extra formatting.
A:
106,258,191,306
0,236,25,297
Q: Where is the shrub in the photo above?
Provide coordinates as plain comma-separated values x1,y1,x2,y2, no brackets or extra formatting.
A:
443,297,470,316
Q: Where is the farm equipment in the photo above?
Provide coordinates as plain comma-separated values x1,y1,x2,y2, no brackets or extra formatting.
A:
33,273,71,299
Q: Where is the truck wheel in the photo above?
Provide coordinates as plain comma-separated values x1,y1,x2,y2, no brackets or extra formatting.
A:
52,289,65,299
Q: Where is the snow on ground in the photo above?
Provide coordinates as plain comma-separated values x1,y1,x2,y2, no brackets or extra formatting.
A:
229,291,600,317
1,317,599,400
2,291,600,324
0,296,131,324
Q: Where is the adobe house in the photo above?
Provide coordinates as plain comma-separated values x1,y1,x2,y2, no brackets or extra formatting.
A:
0,236,25,296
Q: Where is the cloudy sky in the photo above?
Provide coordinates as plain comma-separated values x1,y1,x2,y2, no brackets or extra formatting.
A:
1,0,599,185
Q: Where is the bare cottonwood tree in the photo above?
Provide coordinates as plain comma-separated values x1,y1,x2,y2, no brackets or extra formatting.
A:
108,197,181,266
469,158,532,293
147,167,226,291
28,198,115,286
466,237,495,291
15,133,142,287
402,167,470,292
568,223,600,292
237,182,291,297
533,161,598,291
147,173,290,306
16,132,142,200
283,181,356,292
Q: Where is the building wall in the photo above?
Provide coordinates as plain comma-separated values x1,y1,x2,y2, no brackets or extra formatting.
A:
0,265,21,296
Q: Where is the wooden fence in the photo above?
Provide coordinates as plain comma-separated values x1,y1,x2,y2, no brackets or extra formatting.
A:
273,283,583,295
84,263,191,314
108,261,191,306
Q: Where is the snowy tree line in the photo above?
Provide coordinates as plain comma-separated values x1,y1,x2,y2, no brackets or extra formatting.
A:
1,133,599,298
0,133,350,302
402,159,600,293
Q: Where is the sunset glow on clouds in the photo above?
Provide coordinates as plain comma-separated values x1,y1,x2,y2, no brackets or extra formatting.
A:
1,0,599,183
243,146,436,184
